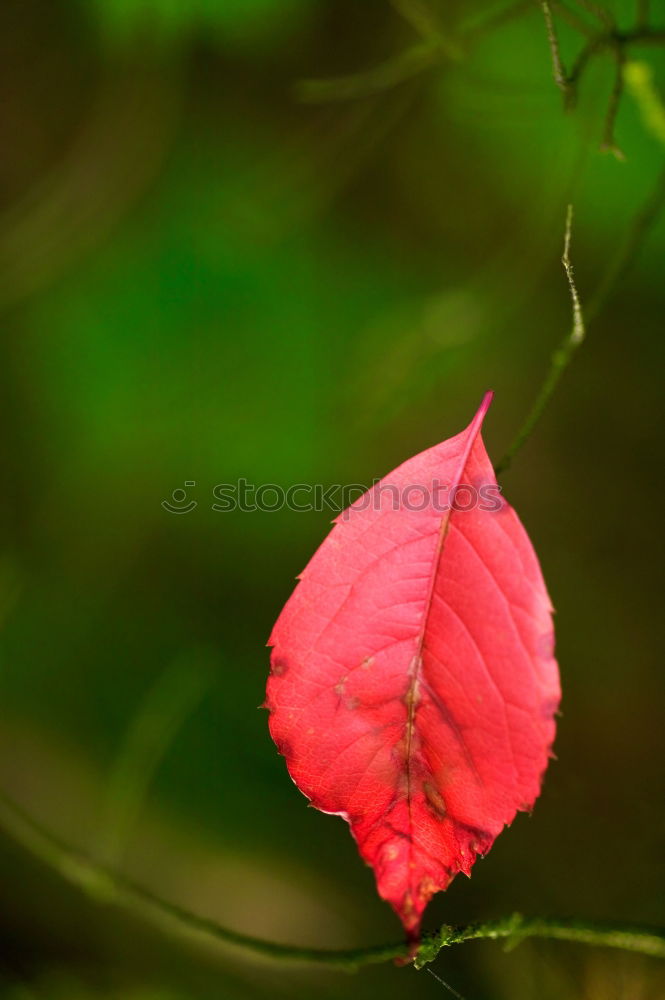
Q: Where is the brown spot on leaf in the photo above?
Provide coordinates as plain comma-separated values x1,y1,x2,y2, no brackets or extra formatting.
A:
417,876,441,902
271,657,289,676
423,781,446,819
334,674,348,696
401,890,415,921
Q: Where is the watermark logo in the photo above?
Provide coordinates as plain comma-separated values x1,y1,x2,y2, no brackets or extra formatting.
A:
161,479,503,516
161,481,198,514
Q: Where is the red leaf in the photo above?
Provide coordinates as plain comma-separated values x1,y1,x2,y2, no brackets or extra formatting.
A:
266,393,560,941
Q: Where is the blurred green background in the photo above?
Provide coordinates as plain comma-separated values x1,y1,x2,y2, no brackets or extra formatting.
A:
1,0,664,997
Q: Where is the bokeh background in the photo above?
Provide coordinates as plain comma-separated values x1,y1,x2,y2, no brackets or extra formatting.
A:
1,1,664,997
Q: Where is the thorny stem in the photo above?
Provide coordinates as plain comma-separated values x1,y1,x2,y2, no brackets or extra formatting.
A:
543,12,665,126
541,1,570,99
414,915,665,970
494,165,665,476
561,205,585,346
1,789,664,971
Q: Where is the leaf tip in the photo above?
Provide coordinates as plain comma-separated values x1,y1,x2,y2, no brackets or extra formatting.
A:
480,389,494,414
467,389,494,439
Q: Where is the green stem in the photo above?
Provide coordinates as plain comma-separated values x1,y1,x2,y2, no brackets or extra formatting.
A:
1,789,664,971
0,788,404,970
495,164,665,476
414,914,665,969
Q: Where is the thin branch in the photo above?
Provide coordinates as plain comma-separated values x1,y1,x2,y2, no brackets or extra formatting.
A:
0,788,404,970
566,33,606,100
615,27,665,46
298,1,545,105
297,0,665,108
544,12,665,118
1,788,665,972
551,1,597,39
390,0,441,41
425,965,466,997
460,0,535,43
561,205,585,346
295,41,442,103
296,0,461,103
495,206,584,476
600,43,626,158
572,0,613,28
540,0,571,100
495,165,665,476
